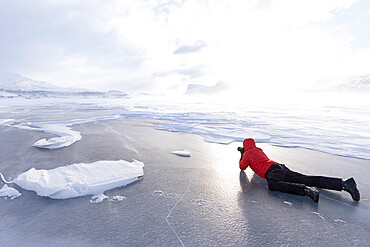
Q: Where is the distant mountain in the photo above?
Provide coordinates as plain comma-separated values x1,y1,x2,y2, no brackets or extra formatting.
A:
0,72,129,99
185,82,227,95
337,74,370,90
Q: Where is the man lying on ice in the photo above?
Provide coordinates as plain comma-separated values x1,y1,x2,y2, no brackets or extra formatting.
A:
237,138,360,203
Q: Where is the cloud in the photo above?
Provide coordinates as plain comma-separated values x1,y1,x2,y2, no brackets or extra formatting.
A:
0,0,369,94
174,41,207,54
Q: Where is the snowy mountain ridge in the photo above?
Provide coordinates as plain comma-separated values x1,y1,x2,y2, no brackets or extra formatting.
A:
338,74,370,90
0,72,128,98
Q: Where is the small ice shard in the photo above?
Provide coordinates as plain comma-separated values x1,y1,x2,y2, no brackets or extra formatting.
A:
197,199,207,206
110,195,126,202
11,159,144,199
250,200,259,204
171,150,191,157
152,190,164,196
284,201,293,206
0,185,22,200
312,212,325,220
90,193,108,203
334,219,346,224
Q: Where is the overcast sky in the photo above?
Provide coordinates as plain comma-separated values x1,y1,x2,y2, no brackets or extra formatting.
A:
1,0,370,93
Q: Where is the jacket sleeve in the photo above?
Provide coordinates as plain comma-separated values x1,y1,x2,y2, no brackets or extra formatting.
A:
239,155,249,170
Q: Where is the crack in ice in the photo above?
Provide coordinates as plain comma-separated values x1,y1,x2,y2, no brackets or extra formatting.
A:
165,179,192,247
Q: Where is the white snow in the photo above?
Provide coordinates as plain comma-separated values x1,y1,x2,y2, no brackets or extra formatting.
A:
171,150,191,157
11,159,144,199
0,185,22,200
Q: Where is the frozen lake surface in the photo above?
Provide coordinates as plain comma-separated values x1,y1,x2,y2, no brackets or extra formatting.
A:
0,96,369,246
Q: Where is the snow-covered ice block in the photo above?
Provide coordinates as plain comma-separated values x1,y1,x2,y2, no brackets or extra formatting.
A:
0,185,22,200
12,159,144,199
171,150,191,157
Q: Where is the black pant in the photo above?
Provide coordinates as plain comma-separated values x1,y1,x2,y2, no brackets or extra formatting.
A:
265,164,343,196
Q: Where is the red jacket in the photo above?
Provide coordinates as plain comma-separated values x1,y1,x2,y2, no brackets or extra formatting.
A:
239,138,277,179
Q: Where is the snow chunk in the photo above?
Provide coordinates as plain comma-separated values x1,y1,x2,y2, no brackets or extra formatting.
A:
152,190,164,196
171,150,191,157
13,159,144,199
110,195,126,202
90,194,126,203
197,199,207,206
90,193,108,203
0,185,22,200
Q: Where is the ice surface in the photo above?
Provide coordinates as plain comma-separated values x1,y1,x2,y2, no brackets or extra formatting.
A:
11,159,144,199
171,150,191,157
0,184,22,199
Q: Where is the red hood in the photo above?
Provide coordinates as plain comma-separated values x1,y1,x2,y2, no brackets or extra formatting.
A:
243,138,256,150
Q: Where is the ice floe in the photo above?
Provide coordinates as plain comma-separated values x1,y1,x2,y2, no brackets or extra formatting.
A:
0,185,22,200
9,115,121,149
171,150,191,157
3,159,143,199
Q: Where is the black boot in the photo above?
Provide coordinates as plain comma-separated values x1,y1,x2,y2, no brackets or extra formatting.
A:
305,186,319,203
342,178,360,201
